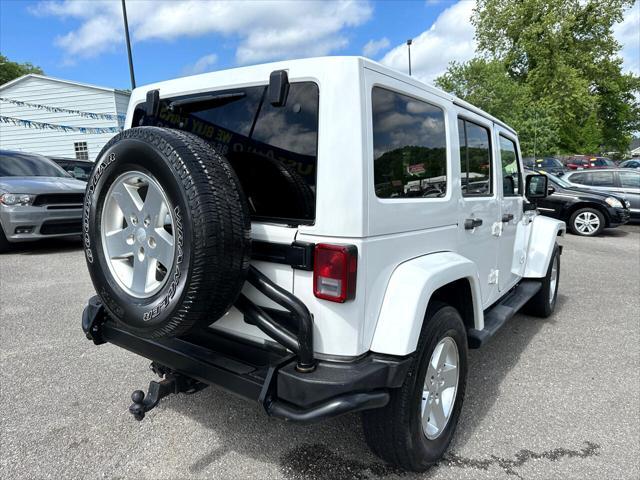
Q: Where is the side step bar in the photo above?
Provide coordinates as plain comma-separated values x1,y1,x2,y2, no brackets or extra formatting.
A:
468,280,542,348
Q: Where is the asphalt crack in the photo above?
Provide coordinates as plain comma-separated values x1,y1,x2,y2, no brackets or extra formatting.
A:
280,442,601,479
443,441,601,478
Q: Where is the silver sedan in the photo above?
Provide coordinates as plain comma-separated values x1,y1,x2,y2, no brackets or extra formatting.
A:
0,150,87,251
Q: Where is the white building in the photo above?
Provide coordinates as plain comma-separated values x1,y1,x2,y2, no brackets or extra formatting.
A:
0,74,130,161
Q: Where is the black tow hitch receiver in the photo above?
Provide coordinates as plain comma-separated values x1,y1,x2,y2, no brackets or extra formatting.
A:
81,296,107,345
129,368,207,421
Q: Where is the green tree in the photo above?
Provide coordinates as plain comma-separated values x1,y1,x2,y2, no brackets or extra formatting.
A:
0,53,44,85
436,58,560,156
435,0,639,155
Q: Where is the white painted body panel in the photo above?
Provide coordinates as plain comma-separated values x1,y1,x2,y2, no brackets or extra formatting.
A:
125,57,562,358
523,215,566,278
370,252,483,356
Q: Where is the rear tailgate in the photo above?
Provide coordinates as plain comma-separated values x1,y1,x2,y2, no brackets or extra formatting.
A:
208,223,297,343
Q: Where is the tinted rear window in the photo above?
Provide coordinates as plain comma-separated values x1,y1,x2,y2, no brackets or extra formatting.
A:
0,152,69,177
136,82,319,224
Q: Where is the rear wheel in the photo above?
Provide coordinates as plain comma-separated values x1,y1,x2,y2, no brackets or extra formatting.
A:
84,126,251,339
362,302,467,471
569,208,605,236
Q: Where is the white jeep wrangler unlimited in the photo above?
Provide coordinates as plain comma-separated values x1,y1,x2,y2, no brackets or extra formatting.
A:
82,57,565,471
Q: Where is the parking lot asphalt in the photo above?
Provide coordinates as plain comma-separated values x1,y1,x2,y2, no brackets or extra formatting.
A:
1,225,639,480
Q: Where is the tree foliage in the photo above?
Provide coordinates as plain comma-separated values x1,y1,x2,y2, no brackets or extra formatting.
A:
435,0,639,156
0,53,44,86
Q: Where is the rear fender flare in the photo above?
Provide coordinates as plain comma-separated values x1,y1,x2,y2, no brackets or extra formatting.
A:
370,252,483,356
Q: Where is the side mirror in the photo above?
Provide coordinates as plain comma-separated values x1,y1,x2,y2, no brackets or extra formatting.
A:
525,174,548,200
268,70,290,107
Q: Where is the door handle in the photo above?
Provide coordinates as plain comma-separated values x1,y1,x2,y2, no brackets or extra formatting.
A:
502,213,514,223
464,218,483,230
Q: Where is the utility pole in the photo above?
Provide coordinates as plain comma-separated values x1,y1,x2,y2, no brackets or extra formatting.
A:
533,109,538,158
406,39,412,76
121,0,136,89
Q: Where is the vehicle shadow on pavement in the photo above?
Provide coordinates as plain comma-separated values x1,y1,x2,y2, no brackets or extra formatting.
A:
161,297,569,479
599,228,630,238
451,295,566,449
5,236,83,255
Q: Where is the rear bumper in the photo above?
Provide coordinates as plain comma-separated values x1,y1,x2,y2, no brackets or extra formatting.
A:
0,205,82,242
82,296,411,423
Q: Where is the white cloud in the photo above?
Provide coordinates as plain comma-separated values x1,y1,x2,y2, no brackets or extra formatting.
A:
33,0,372,65
362,37,390,58
182,54,218,75
380,1,477,84
614,1,640,75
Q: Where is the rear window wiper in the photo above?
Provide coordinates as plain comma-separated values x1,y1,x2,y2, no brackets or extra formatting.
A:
168,92,246,114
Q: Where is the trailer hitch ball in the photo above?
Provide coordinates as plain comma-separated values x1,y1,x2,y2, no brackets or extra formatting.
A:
130,390,148,421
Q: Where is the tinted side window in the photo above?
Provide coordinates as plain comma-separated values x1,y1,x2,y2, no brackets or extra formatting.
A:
569,172,590,185
590,171,614,187
459,119,492,196
372,87,447,199
619,171,640,188
499,135,521,196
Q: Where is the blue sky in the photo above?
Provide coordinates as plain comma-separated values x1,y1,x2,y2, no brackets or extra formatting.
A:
1,0,638,90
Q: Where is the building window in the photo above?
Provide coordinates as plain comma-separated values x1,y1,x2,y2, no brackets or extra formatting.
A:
74,142,89,160
372,87,447,199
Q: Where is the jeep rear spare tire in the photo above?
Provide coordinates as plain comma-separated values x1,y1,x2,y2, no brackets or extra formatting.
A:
84,126,251,338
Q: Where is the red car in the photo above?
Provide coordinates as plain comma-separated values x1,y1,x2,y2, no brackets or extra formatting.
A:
566,156,616,170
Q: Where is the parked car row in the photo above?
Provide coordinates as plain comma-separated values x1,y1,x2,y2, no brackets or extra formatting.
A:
525,155,639,174
0,150,87,252
1,147,636,253
527,166,639,236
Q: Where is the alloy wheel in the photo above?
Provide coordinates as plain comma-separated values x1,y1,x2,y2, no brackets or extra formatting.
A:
101,171,176,298
421,336,460,440
574,211,600,235
549,255,558,304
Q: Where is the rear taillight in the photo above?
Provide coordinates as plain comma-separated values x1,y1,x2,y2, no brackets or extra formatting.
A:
313,244,357,303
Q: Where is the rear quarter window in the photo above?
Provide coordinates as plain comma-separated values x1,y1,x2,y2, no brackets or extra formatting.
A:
371,87,447,199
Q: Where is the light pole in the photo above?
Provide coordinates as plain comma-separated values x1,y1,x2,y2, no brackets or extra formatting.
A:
121,0,136,89
406,39,412,76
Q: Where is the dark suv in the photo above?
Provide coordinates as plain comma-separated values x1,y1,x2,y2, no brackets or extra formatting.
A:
531,170,630,235
523,157,565,175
